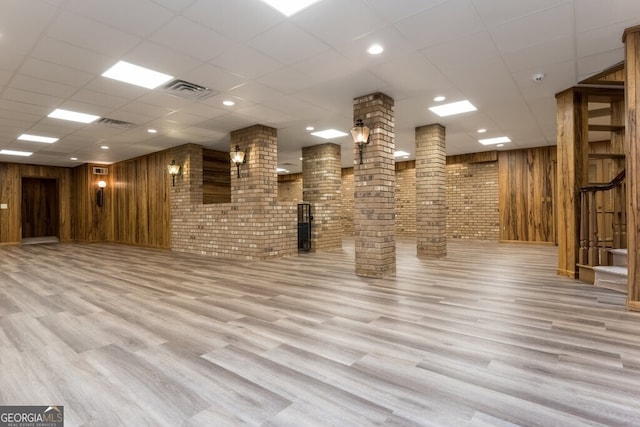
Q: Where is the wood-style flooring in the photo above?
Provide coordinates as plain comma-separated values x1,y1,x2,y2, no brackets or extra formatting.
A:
1,239,639,426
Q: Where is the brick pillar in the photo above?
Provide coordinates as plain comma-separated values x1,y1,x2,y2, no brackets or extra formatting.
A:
302,143,342,251
416,124,447,259
169,143,203,249
353,92,396,278
623,26,640,309
230,125,278,205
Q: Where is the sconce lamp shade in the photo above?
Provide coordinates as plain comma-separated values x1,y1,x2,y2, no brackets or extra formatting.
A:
167,159,181,186
351,119,370,145
230,145,246,178
96,180,106,207
97,180,107,188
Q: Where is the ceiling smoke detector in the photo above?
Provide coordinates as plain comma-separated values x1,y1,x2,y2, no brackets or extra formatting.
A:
533,73,545,83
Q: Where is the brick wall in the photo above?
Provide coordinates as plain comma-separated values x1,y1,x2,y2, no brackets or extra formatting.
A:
170,136,298,261
278,173,302,202
446,161,499,240
395,161,415,236
277,156,500,241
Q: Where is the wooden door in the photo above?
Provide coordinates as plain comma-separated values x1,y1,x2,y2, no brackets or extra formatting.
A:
21,178,59,238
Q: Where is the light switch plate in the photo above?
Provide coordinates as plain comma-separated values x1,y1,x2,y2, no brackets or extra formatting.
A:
0,204,7,209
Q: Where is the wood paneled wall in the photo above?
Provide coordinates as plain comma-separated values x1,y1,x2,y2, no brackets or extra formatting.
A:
71,164,114,242
111,151,171,248
203,149,231,204
0,162,72,244
499,147,557,243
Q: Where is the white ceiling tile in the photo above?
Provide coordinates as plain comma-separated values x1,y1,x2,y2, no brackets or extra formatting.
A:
291,50,360,83
182,64,246,93
489,3,574,54
119,101,174,118
18,58,95,87
248,22,329,65
291,0,386,45
395,0,484,49
502,36,575,73
0,0,58,55
365,0,443,24
210,44,283,80
256,67,313,95
3,87,61,108
120,41,201,77
151,17,232,62
70,89,131,110
184,0,284,41
46,12,141,57
574,0,640,33
228,82,284,104
149,0,195,12
9,75,77,99
135,91,193,110
577,48,625,80
65,0,174,37
577,25,627,58
31,37,114,75
471,0,568,26
371,54,452,94
514,60,577,100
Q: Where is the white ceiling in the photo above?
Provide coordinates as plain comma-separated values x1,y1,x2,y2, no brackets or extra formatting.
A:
0,0,638,172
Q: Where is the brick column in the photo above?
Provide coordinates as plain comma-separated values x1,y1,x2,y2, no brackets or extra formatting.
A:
353,92,396,278
416,124,447,259
623,25,640,309
230,124,278,205
169,143,203,249
302,143,342,251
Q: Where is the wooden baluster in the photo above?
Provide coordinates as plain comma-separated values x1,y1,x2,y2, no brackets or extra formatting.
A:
588,191,598,266
579,192,589,265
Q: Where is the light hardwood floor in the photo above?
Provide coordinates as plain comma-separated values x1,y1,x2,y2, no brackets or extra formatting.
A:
1,239,639,426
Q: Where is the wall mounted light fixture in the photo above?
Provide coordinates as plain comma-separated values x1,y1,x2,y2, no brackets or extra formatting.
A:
167,159,181,186
230,145,246,178
351,118,370,164
96,180,107,207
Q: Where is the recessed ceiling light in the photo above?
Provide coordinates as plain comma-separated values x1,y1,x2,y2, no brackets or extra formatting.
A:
429,100,477,117
276,167,290,173
477,128,487,133
102,60,173,89
48,108,100,124
18,134,59,143
367,44,384,55
433,96,446,102
261,0,320,16
394,151,410,157
479,136,511,145
311,129,348,139
223,100,235,106
101,145,109,150
70,157,78,161
147,128,157,133
0,149,32,157
306,126,315,131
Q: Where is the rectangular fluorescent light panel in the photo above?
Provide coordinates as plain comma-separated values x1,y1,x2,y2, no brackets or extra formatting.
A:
48,108,100,124
0,149,33,157
429,100,477,117
311,129,348,139
394,151,410,157
479,136,511,145
262,0,320,16
102,60,174,89
18,134,59,144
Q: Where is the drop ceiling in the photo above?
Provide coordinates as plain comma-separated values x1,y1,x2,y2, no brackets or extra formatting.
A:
0,0,638,172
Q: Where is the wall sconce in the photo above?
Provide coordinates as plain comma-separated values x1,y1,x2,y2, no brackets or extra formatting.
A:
230,145,246,178
167,159,181,187
96,180,107,207
351,118,370,164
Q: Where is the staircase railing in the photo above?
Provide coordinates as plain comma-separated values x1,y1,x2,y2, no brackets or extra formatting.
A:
579,169,626,267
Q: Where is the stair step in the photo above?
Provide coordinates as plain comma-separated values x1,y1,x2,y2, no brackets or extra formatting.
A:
593,265,627,294
610,248,628,267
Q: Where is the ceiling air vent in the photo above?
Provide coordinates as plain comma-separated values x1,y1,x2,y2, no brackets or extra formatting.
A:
96,117,136,129
161,79,218,101
93,166,108,175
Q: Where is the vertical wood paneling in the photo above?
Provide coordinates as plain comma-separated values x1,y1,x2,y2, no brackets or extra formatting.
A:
71,164,114,242
499,147,556,243
556,89,589,278
0,162,72,244
623,26,640,306
203,149,231,204
112,150,171,248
